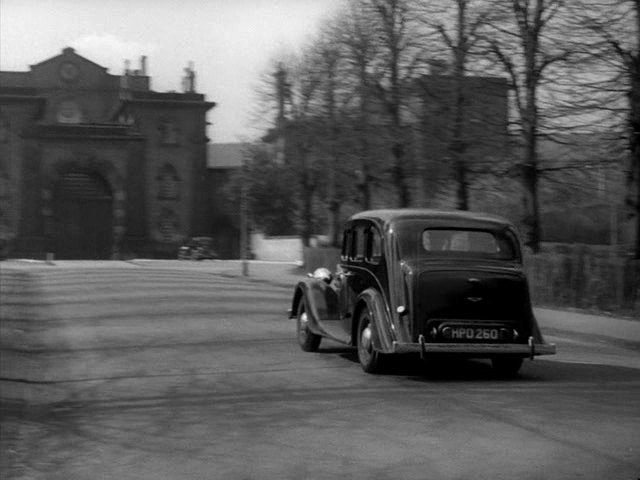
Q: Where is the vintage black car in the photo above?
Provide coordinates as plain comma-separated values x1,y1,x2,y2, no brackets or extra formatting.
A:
289,209,555,375
178,237,217,261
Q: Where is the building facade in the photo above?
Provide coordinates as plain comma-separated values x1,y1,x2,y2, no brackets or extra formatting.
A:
0,48,215,259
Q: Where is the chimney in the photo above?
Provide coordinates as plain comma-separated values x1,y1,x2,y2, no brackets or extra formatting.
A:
140,56,147,76
182,62,196,93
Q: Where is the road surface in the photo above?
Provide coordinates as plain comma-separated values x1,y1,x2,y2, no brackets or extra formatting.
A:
1,261,638,479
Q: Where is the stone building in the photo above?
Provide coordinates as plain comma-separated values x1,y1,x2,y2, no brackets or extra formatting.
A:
0,47,215,259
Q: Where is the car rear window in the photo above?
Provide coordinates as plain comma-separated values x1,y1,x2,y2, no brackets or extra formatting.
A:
421,229,516,259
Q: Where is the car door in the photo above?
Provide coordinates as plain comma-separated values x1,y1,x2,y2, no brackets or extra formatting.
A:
336,221,386,342
316,224,357,343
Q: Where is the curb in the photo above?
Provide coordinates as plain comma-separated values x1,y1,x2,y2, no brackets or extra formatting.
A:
542,327,640,351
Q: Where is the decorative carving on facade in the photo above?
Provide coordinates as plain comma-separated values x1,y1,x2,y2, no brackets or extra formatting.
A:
157,163,180,199
59,61,80,82
118,112,136,126
158,207,179,242
159,119,180,145
56,99,83,123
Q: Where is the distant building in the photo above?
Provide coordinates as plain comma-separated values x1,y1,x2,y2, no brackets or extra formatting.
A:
407,74,511,207
261,71,511,210
0,47,215,259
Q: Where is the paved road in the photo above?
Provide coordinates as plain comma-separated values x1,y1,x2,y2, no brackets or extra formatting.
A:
1,261,639,479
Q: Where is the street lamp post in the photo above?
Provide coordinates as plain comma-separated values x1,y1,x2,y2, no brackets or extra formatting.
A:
240,154,249,277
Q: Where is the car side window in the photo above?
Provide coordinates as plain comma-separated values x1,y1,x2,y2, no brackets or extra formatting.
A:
349,229,358,260
366,227,382,264
354,225,367,261
341,229,350,261
342,223,382,264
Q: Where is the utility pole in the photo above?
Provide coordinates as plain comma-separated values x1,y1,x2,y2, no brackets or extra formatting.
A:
240,154,249,277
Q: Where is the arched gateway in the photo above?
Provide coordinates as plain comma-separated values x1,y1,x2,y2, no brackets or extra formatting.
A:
53,171,113,259
1,48,215,259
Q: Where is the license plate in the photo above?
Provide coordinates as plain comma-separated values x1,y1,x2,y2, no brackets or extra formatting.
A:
449,327,499,341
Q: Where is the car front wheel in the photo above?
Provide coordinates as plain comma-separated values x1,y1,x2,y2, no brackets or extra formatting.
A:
357,309,386,374
296,300,321,352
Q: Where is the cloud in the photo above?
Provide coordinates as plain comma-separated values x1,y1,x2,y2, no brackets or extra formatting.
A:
70,34,158,74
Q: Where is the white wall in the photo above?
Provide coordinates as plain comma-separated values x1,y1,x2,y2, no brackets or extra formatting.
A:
250,233,303,262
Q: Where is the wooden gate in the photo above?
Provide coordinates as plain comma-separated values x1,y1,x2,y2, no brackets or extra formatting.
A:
53,172,113,259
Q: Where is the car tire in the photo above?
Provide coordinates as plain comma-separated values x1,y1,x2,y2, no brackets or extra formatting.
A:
357,309,386,374
492,356,524,377
296,300,321,352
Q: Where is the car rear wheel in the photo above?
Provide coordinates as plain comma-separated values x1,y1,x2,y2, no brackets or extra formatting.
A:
357,309,385,374
296,300,321,352
492,355,524,377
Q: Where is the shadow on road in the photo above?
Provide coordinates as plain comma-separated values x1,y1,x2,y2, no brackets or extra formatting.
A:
310,347,640,384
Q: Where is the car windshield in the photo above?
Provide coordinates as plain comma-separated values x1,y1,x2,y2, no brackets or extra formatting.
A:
420,228,516,259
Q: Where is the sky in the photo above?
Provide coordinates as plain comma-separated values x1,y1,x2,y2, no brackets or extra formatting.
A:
0,0,345,142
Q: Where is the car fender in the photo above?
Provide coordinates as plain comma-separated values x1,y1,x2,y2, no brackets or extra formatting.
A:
290,279,340,335
356,288,396,354
523,279,549,346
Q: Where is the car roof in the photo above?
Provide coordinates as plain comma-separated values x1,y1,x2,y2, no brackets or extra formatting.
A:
349,208,514,230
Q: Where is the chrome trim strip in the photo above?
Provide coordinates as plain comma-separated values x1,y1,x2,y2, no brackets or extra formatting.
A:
392,341,556,356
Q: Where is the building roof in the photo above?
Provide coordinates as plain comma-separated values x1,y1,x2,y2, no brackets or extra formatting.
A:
31,46,108,72
207,142,252,169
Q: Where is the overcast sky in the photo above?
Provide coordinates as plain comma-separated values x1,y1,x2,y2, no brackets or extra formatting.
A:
0,0,345,142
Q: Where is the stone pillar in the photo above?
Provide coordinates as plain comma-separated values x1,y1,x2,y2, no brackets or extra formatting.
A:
112,189,126,259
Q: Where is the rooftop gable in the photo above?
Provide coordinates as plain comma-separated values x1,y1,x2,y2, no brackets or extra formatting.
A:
31,47,108,73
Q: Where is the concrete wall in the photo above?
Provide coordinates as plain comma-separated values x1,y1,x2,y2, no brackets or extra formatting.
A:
251,233,303,262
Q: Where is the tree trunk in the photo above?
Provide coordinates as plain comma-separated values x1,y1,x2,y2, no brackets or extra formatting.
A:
301,191,313,248
631,2,640,258
300,156,313,248
631,67,640,258
358,162,371,210
520,4,542,253
522,101,541,253
359,63,371,211
328,200,341,247
392,141,410,207
452,0,469,211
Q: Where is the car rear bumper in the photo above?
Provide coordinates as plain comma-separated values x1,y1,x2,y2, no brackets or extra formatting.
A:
392,335,556,357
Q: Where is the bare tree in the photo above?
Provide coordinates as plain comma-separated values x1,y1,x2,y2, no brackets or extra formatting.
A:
257,56,325,247
367,0,426,207
335,0,381,210
568,0,640,257
482,0,573,252
418,0,497,210
307,29,347,246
